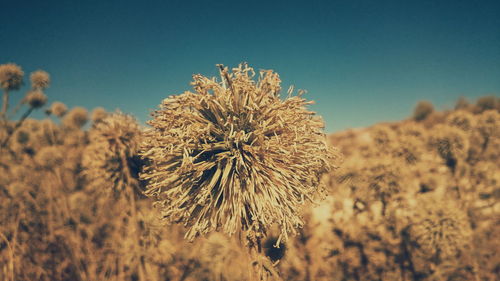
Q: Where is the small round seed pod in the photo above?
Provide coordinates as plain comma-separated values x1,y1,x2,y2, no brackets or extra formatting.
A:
30,70,50,90
63,107,88,128
91,107,108,123
49,101,68,117
0,63,24,91
25,90,48,108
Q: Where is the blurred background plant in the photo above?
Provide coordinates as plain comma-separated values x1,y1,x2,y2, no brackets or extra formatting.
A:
0,62,499,281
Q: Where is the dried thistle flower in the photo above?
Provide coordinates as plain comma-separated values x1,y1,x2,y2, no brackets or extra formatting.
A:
0,63,24,91
30,70,50,90
49,101,68,117
409,197,471,260
140,63,337,241
25,90,47,108
91,107,108,123
63,107,88,128
83,112,142,195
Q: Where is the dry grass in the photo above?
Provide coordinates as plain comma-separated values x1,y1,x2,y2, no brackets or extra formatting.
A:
0,62,499,281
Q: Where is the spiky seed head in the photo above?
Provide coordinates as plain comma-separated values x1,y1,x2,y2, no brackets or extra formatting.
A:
30,70,50,90
49,101,68,117
83,113,142,195
413,100,434,121
140,63,337,241
25,90,47,108
63,107,88,128
91,107,108,123
0,63,24,91
409,197,471,259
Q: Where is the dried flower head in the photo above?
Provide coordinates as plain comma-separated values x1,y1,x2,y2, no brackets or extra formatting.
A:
409,197,471,259
25,90,47,108
63,107,88,128
140,63,337,241
83,112,142,195
0,63,24,91
91,107,108,123
49,101,68,117
30,70,50,90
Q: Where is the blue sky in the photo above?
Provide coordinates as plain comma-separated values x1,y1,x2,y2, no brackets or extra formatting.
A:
1,0,499,132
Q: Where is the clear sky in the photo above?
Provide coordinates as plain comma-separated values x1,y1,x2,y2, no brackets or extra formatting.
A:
1,0,499,132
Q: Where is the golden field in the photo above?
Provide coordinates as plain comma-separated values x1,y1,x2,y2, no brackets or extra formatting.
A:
0,63,499,281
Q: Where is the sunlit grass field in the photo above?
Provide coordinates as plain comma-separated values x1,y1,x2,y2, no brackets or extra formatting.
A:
1,63,499,281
